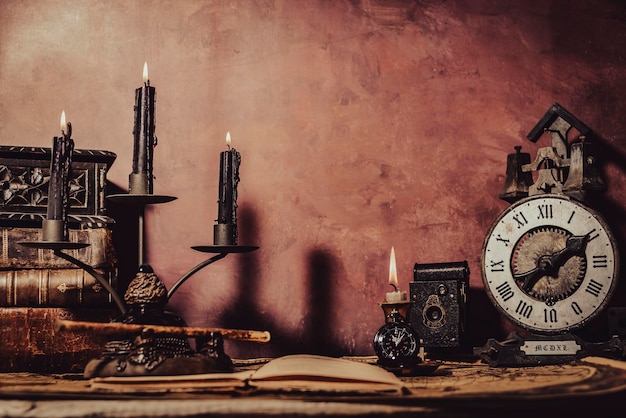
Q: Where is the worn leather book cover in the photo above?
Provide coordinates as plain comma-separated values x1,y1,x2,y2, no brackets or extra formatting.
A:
0,227,116,269
0,268,116,307
0,307,116,373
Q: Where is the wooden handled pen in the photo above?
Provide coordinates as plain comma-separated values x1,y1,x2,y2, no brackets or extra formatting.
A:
54,319,271,343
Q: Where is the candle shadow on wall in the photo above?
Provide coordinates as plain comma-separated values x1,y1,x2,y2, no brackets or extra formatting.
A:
218,204,276,357
299,247,347,356
219,206,347,357
105,182,139,299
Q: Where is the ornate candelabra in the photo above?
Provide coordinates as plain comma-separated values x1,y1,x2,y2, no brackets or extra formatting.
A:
20,106,262,377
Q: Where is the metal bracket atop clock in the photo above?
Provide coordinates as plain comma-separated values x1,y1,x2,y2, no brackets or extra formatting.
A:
475,331,625,367
499,103,606,203
526,102,591,155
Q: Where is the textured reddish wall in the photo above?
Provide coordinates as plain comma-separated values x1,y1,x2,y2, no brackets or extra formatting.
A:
1,0,626,358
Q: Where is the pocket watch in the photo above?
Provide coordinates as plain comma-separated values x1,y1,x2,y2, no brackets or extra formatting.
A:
373,309,421,368
481,193,619,334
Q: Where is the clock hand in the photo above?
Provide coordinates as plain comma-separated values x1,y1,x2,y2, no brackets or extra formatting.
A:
514,233,590,292
548,233,589,268
513,265,544,292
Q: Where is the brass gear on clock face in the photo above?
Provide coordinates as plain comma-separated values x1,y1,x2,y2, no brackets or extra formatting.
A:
512,226,586,304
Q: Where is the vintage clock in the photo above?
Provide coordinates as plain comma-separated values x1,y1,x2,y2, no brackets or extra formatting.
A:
373,309,421,369
482,193,618,334
478,103,623,366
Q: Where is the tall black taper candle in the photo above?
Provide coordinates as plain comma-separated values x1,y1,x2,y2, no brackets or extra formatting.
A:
214,132,241,245
130,62,156,194
44,111,74,242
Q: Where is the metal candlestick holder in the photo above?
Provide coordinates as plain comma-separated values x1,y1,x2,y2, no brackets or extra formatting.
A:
22,186,262,377
41,219,71,243
213,223,237,246
128,173,152,196
380,301,411,323
95,191,260,377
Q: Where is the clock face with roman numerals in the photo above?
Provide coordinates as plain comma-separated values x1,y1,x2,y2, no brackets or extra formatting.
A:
481,194,619,334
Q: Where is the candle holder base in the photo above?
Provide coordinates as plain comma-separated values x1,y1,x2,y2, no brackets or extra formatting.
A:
191,245,259,253
42,219,66,242
128,173,152,195
83,264,236,378
107,194,177,205
380,301,411,324
213,223,237,246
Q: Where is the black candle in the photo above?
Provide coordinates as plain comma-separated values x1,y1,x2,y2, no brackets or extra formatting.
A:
131,62,156,193
47,111,74,227
217,132,241,238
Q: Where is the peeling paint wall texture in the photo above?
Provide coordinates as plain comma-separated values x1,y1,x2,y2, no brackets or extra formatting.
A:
1,0,626,358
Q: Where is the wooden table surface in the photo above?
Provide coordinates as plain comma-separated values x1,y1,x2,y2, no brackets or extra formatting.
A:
1,356,625,417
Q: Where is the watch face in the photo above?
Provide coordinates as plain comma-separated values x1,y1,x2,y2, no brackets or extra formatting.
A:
373,323,420,362
482,194,619,334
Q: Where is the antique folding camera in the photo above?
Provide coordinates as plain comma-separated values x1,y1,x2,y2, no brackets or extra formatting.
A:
409,261,469,352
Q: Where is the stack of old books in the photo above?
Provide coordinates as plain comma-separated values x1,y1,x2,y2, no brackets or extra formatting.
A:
0,146,119,373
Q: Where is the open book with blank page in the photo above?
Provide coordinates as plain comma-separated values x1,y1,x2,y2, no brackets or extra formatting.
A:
89,354,406,395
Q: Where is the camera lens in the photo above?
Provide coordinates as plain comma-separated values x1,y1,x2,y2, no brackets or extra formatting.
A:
425,305,443,322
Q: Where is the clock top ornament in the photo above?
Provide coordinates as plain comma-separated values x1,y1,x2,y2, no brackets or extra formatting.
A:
499,102,605,203
478,103,623,366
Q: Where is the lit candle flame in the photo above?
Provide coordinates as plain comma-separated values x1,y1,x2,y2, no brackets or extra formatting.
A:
60,111,67,133
143,62,149,83
389,246,398,291
226,132,231,148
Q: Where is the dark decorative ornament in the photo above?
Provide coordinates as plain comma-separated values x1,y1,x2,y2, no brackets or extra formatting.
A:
83,265,233,378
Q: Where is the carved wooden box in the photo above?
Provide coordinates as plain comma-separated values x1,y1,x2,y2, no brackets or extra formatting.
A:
0,145,116,227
